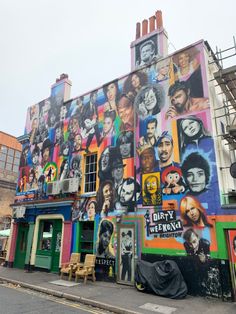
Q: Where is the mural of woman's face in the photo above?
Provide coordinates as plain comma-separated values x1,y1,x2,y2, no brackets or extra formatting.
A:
178,52,190,68
143,89,156,112
182,119,201,137
28,173,34,183
100,230,111,251
146,176,158,194
101,149,110,171
87,202,95,219
131,74,141,90
103,117,113,134
106,83,117,102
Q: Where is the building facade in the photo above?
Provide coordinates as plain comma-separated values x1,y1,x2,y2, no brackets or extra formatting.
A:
6,11,236,300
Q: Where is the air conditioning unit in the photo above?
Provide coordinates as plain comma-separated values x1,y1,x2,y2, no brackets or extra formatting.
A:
46,181,61,195
227,125,236,137
61,178,80,193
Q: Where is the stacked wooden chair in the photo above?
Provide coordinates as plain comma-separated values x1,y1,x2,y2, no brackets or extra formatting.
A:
75,254,96,284
60,252,81,281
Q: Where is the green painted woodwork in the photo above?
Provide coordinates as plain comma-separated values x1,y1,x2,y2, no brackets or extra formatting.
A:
24,222,35,265
35,255,52,269
215,222,236,260
14,223,29,269
36,219,62,272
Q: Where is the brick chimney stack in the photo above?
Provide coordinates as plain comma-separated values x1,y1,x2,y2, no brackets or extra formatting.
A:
136,10,163,40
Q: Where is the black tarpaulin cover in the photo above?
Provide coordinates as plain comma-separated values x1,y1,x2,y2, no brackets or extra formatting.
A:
135,259,188,299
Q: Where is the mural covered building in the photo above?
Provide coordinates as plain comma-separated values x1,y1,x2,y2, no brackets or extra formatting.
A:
6,10,236,300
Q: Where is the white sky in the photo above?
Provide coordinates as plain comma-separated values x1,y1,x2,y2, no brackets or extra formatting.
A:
1,0,236,137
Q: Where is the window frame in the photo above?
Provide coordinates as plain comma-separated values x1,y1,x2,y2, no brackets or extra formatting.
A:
84,153,97,194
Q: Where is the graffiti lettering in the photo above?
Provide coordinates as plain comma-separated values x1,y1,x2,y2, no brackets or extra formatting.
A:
96,257,115,266
149,220,183,234
152,210,176,222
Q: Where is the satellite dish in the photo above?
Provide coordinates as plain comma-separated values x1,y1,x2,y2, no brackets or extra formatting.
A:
230,162,236,178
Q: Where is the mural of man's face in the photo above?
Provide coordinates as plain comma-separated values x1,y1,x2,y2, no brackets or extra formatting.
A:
158,138,173,164
103,117,113,134
186,167,206,193
120,181,134,204
170,89,188,113
74,134,82,149
188,232,200,253
32,153,39,165
103,184,112,202
112,166,124,182
101,149,109,171
140,148,155,173
141,43,154,63
147,122,156,139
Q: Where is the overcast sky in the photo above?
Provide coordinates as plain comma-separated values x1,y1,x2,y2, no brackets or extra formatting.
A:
1,0,235,137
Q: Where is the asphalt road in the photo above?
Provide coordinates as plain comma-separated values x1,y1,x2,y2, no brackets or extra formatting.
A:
0,283,113,314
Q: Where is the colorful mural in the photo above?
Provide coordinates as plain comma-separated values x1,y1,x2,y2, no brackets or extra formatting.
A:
13,40,236,297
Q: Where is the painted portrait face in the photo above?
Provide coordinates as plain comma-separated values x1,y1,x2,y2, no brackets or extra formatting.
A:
188,232,199,253
186,167,206,193
143,89,156,111
28,173,34,183
103,117,113,134
120,181,134,204
166,172,180,185
145,176,158,194
131,74,141,90
103,183,112,202
63,144,70,156
112,166,124,182
119,142,131,158
106,83,117,102
70,118,79,134
32,153,39,165
170,90,188,113
117,97,133,125
100,230,111,251
158,138,173,163
74,134,82,150
87,202,96,220
185,204,200,223
141,43,154,63
101,148,110,171
178,52,190,68
147,121,156,138
140,148,155,173
181,119,201,137
43,147,50,162
72,160,79,170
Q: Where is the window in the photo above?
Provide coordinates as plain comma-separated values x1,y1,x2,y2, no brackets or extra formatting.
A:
0,145,21,173
84,154,97,193
38,221,53,251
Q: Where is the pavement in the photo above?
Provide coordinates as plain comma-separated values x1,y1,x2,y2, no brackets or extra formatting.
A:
0,266,235,314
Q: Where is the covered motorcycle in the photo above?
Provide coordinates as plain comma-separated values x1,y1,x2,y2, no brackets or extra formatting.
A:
135,259,188,299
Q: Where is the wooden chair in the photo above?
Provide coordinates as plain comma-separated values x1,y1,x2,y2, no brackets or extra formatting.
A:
60,253,81,281
75,254,96,284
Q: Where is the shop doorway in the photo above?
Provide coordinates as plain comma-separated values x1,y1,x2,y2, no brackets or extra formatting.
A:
14,223,29,269
36,219,62,273
117,224,135,286
226,230,236,300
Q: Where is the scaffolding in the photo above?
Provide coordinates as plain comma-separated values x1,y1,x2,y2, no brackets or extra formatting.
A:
210,37,236,202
